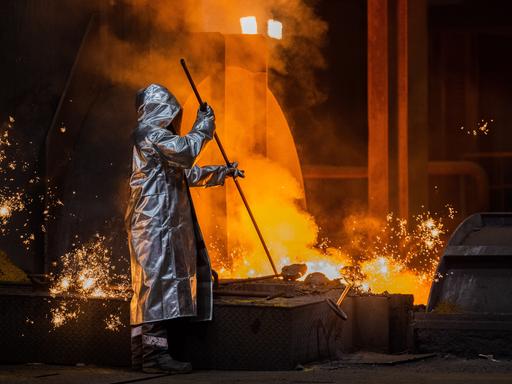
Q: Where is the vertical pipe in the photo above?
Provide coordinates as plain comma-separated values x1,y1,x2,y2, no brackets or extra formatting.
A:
406,0,429,217
397,0,409,219
367,0,389,217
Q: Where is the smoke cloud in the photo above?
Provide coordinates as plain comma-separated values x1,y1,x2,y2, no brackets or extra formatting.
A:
85,0,328,107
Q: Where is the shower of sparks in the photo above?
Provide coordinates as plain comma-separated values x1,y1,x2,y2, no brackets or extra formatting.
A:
0,118,13,166
105,313,123,332
0,205,11,219
337,206,456,302
0,117,27,236
49,235,130,330
50,301,80,329
212,201,456,304
0,115,62,249
460,118,493,136
0,130,10,164
1,117,127,330
0,192,24,229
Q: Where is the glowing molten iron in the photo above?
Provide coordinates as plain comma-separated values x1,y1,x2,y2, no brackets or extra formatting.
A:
181,67,453,305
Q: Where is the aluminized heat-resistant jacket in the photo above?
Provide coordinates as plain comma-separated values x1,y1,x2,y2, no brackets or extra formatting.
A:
126,84,228,325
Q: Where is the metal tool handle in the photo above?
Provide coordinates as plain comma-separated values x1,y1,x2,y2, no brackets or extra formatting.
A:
336,283,353,306
180,58,207,112
180,58,279,276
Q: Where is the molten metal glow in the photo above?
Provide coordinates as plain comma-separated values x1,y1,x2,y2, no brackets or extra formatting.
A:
207,157,451,303
305,260,344,280
184,71,453,305
218,184,452,303
215,155,452,303
343,209,453,303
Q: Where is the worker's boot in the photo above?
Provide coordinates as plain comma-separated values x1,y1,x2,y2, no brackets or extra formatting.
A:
143,353,192,374
141,321,192,374
130,325,143,371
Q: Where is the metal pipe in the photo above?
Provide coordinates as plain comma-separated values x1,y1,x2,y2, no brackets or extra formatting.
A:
302,161,489,212
213,290,272,298
427,161,489,211
219,274,281,286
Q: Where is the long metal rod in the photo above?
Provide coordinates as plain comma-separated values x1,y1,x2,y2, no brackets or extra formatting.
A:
180,58,278,276
218,274,280,286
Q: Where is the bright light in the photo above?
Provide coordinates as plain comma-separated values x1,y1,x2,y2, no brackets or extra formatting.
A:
267,19,283,40
0,205,10,218
240,16,258,35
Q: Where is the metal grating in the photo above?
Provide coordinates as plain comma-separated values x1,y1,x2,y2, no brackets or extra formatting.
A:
0,287,344,370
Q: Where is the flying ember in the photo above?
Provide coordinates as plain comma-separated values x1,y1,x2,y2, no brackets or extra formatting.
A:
0,205,10,218
49,235,130,330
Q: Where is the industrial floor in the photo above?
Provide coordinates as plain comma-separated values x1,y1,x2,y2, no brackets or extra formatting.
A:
2,354,512,384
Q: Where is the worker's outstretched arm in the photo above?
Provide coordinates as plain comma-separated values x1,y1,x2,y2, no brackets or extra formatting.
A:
186,162,244,187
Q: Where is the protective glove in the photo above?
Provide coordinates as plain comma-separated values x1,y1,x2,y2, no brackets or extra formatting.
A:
197,103,214,119
226,162,245,179
193,103,215,139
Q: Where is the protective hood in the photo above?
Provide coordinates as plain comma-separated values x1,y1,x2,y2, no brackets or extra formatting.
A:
136,83,182,132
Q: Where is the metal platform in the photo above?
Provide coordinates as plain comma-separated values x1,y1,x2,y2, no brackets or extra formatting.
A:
0,280,414,369
0,285,131,366
0,285,344,370
173,295,343,370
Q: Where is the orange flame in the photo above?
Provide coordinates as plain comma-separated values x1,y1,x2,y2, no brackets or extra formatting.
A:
181,69,452,304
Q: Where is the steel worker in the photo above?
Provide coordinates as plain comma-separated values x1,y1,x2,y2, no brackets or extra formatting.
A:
126,84,243,374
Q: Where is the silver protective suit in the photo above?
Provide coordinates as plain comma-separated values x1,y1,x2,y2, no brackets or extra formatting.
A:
126,84,228,325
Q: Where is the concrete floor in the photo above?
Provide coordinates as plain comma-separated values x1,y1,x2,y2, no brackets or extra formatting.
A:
2,355,512,384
